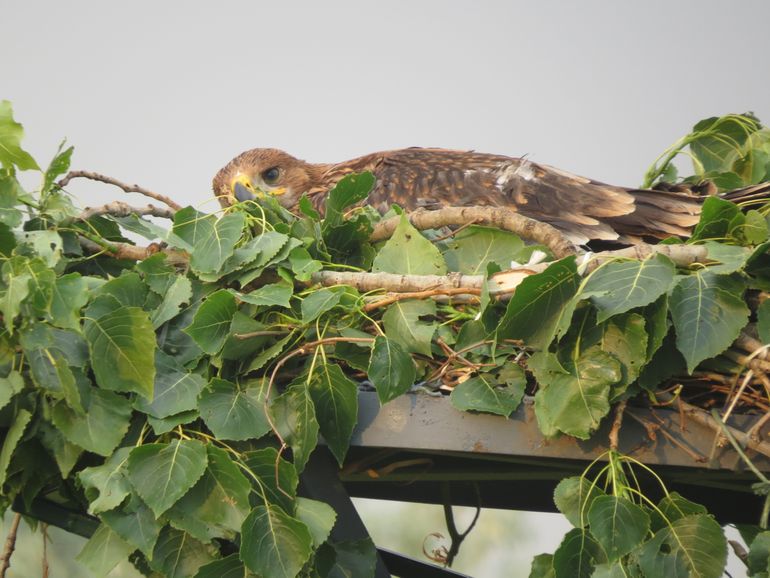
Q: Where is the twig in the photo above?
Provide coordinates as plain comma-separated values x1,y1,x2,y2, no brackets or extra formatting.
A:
58,170,182,211
430,218,481,242
234,330,291,340
656,392,770,460
608,400,627,451
627,411,707,463
41,523,49,578
0,513,21,578
440,482,481,568
363,287,481,312
78,201,175,221
370,206,577,259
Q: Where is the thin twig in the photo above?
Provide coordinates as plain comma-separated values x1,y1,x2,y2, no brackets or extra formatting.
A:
41,523,49,578
58,170,182,211
363,287,481,312
441,482,481,568
370,206,577,259
78,201,175,220
608,400,627,451
627,411,707,463
430,218,481,242
0,513,21,578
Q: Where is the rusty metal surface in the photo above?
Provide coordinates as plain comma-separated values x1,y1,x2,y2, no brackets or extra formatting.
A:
350,392,769,472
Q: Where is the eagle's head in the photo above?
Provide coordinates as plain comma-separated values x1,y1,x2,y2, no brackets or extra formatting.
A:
213,148,323,209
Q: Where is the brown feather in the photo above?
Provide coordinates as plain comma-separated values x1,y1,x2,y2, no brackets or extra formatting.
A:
213,147,770,243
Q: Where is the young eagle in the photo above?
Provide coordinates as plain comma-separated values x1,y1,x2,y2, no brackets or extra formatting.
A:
212,147,768,244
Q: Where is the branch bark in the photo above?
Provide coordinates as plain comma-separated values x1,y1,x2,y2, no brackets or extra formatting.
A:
78,201,175,221
58,170,182,211
370,206,577,259
311,264,548,297
0,513,21,578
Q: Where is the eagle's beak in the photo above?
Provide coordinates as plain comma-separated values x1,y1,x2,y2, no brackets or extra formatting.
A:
231,174,255,202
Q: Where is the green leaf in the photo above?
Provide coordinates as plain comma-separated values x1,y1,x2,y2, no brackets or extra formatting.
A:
20,230,63,267
199,378,271,441
152,275,193,328
150,526,217,578
531,350,619,439
591,562,630,578
242,448,298,514
587,495,650,561
367,335,415,404
94,272,148,308
670,271,750,372
748,531,770,576
50,273,90,329
442,225,524,274
102,494,162,556
167,445,251,542
0,176,23,228
301,287,344,323
26,347,81,410
308,363,358,466
237,283,293,308
691,197,741,241
0,100,40,170
271,383,319,473
84,305,156,397
174,208,245,276
450,370,525,417
324,172,375,228
128,439,208,516
240,504,313,578
529,554,555,578
382,299,437,356
650,492,708,532
0,371,24,411
148,410,199,435
194,555,252,578
76,524,134,578
372,214,447,275
704,241,752,273
552,527,605,578
42,142,73,193
0,266,30,334
0,409,32,486
40,421,82,478
497,257,580,349
79,446,133,515
583,254,675,322
553,476,606,528
52,389,132,456
636,514,727,578
184,289,237,355
582,312,648,398
690,114,760,174
326,538,378,578
289,246,322,282
296,497,337,547
135,351,206,419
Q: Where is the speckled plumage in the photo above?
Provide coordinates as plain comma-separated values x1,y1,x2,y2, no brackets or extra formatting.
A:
213,147,767,244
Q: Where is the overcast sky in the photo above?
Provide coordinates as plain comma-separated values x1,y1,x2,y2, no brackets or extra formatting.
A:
6,1,767,574
7,1,770,211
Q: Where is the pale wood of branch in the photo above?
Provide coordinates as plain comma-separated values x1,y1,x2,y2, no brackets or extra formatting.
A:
79,201,175,220
369,206,577,259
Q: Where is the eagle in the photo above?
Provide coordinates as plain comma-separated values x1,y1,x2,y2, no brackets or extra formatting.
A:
213,147,769,244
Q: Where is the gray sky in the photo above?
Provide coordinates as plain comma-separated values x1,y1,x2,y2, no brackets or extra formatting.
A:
6,1,767,574
8,1,770,210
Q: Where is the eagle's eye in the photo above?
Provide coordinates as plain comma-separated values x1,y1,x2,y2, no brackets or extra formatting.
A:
262,167,281,185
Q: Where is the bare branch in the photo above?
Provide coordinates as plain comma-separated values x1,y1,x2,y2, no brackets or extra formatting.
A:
58,170,182,211
370,206,577,259
0,513,21,578
593,243,709,268
608,400,627,451
79,237,188,266
312,264,547,297
78,201,175,221
363,287,481,311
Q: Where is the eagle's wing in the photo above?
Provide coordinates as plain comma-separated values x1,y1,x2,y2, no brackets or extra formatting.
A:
357,148,636,243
